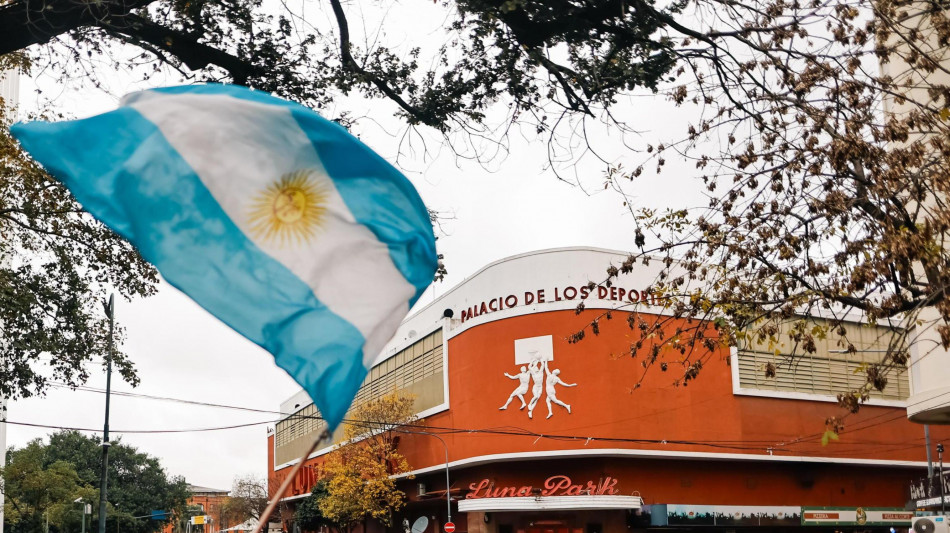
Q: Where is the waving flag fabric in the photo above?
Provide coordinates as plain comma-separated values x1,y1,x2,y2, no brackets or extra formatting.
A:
11,84,438,430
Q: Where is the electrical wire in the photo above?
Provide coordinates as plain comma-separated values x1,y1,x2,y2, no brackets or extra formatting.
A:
2,417,280,433
40,381,933,455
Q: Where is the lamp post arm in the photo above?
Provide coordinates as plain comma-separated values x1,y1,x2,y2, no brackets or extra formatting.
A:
401,429,451,525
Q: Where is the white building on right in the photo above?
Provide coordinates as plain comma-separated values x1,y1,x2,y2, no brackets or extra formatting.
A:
0,66,16,533
877,4,950,424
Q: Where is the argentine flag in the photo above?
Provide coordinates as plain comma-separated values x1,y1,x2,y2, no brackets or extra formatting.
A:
11,84,438,430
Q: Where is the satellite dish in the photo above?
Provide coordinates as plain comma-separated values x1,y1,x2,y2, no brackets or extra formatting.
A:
411,517,429,533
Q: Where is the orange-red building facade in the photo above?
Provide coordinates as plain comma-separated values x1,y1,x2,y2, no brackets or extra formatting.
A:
269,248,945,533
162,485,229,533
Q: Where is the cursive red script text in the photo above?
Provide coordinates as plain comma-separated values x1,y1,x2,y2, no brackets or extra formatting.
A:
465,475,619,498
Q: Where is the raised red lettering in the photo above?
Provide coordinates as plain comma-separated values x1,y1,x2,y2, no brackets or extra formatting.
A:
565,287,577,299
537,289,545,303
554,288,562,301
542,475,572,497
598,286,608,299
505,295,518,308
467,479,490,498
480,302,488,314
489,298,498,311
610,287,617,300
464,476,617,499
596,477,619,495
628,290,640,303
580,287,591,299
494,487,518,498
524,292,535,305
461,310,468,322
617,288,626,301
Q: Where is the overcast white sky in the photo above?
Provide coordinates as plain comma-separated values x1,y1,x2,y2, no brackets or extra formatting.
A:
5,4,706,491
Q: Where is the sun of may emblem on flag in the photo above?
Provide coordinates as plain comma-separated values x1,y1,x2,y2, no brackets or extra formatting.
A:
248,169,329,244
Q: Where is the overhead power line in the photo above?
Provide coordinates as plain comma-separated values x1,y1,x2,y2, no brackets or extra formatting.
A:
41,382,930,455
2,418,280,434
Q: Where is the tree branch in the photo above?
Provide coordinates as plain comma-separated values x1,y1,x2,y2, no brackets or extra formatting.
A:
327,0,436,127
105,14,260,84
0,0,156,55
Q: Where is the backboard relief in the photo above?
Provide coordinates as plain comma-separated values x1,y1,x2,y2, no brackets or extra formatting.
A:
500,335,577,419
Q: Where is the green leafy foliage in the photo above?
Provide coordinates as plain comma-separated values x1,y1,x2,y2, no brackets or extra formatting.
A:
319,392,417,532
293,480,335,533
0,84,158,399
2,439,85,533
2,431,189,533
820,430,840,447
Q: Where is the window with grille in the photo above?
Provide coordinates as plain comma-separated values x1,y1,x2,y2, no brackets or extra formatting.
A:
275,328,445,465
734,319,909,401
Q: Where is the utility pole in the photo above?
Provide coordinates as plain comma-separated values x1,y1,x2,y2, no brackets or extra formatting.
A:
939,443,946,515
98,295,115,533
928,426,935,477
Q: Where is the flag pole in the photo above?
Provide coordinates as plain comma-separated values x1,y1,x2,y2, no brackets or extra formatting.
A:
252,429,330,533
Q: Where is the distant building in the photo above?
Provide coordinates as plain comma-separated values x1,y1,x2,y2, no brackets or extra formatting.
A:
163,484,230,533
269,247,946,533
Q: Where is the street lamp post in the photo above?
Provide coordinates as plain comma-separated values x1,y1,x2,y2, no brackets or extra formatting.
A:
939,443,946,515
409,430,452,526
75,499,86,533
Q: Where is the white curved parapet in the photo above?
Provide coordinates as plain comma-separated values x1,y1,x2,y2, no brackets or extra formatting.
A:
458,495,643,512
907,308,950,423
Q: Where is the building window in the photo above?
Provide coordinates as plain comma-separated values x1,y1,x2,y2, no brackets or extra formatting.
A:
735,318,910,401
274,328,445,465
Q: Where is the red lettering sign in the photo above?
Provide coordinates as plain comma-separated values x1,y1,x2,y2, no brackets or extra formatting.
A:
882,513,913,520
457,285,658,323
465,475,619,498
804,513,839,520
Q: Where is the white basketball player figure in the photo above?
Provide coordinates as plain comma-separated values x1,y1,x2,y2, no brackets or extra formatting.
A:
500,365,531,410
525,352,546,419
543,360,577,418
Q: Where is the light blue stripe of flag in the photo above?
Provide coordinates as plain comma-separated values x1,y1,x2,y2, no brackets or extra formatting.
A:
10,85,438,430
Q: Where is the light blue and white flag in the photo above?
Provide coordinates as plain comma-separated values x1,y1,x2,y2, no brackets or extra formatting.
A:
11,84,437,430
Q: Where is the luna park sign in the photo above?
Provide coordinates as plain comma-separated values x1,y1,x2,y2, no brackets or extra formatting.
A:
466,475,620,499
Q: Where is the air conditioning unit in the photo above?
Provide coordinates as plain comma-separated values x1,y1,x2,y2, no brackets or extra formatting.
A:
913,516,950,533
